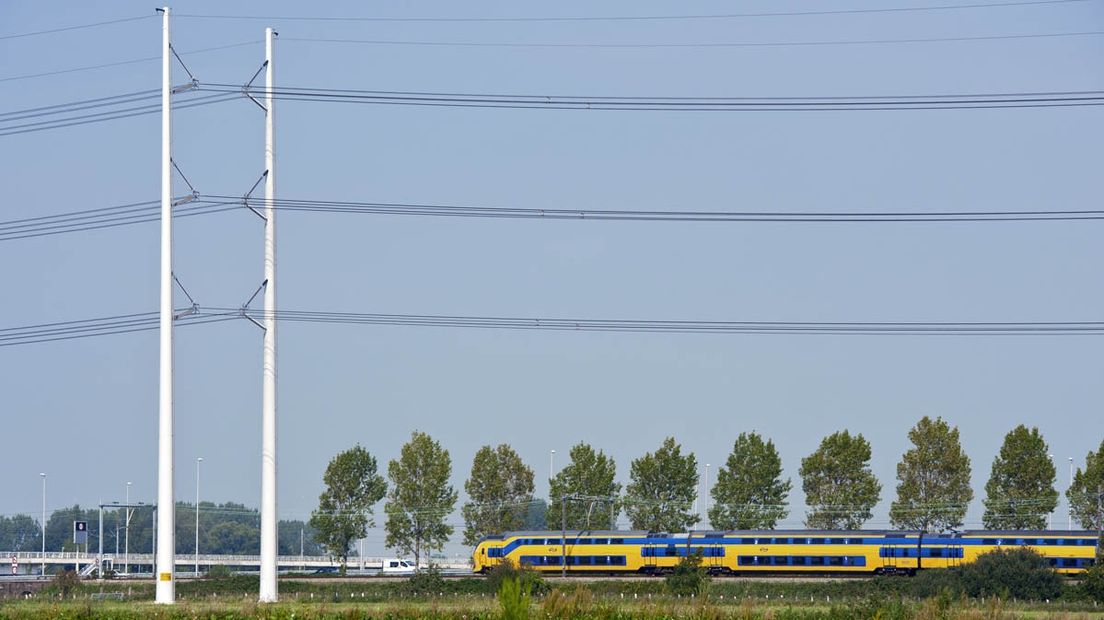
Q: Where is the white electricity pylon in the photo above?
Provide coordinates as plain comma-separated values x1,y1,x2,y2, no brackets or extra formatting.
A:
258,26,279,604
155,5,176,605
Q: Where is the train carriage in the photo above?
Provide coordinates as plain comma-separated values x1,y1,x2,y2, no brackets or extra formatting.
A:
472,530,1098,576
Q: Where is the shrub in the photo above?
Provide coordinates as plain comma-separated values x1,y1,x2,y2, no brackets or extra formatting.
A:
406,564,446,594
910,568,965,598
48,570,80,598
497,576,531,620
1079,560,1104,602
958,548,1062,601
665,550,708,596
485,561,547,596
204,564,233,580
540,586,595,619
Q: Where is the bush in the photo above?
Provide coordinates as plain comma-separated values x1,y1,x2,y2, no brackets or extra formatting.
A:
497,576,531,620
910,568,966,598
204,564,233,580
406,564,446,594
485,561,547,596
47,570,80,598
665,550,708,596
540,586,595,619
1079,560,1104,602
958,548,1063,601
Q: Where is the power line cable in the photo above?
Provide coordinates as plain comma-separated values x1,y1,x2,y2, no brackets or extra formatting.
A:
7,194,1104,243
280,30,1104,50
0,94,238,137
175,1,1090,23
0,201,239,242
0,41,260,84
216,308,1104,336
6,307,1104,348
209,195,1104,223
200,83,1104,111
0,15,152,41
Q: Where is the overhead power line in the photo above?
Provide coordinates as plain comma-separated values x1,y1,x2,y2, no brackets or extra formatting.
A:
224,308,1104,336
4,308,1104,347
0,15,152,41
175,1,1089,23
0,311,237,347
6,194,1104,242
281,30,1104,50
0,92,238,137
201,83,1104,111
212,196,1104,223
0,41,260,84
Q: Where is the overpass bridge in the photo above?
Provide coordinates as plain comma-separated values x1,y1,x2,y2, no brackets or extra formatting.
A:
2,551,470,576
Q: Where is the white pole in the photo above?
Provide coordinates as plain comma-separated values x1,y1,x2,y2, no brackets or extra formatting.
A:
259,25,279,604
195,457,202,575
550,450,555,494
156,5,176,604
124,482,131,574
39,473,45,577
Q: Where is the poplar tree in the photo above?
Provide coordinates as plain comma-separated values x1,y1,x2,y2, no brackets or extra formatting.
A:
708,432,791,530
547,442,621,530
384,431,458,568
462,444,535,545
1067,438,1104,530
625,437,700,532
309,445,387,574
889,416,973,531
982,425,1058,529
800,431,881,530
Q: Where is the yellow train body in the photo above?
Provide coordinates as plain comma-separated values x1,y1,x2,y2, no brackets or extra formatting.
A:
472,530,1098,576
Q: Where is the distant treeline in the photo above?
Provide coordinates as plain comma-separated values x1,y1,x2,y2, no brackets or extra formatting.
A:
0,502,322,556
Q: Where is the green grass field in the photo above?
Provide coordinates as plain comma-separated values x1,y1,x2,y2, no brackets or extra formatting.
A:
3,577,1104,620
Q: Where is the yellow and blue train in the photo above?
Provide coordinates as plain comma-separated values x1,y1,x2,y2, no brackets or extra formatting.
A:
472,530,1098,576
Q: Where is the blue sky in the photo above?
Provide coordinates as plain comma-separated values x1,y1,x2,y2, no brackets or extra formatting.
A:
2,0,1102,555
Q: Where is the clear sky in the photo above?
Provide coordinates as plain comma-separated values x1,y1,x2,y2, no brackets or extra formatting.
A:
2,0,1102,557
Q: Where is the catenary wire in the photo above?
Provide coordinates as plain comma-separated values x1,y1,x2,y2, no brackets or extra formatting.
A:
175,1,1090,23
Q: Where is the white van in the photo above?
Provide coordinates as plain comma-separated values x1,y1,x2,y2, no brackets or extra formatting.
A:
380,558,416,575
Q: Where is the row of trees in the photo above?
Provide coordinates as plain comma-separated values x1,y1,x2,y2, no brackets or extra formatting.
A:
0,502,322,557
310,423,1104,570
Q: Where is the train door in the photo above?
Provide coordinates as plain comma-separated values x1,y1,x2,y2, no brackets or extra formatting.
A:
642,542,660,573
948,543,963,568
880,544,900,573
706,543,724,574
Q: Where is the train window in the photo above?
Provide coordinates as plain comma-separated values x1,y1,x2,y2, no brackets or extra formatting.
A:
850,538,863,545
982,539,997,545
930,549,943,558
827,557,842,566
610,538,624,544
822,539,834,545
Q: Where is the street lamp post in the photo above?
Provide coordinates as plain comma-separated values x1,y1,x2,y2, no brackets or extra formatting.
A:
39,473,46,577
125,482,131,574
195,457,202,575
